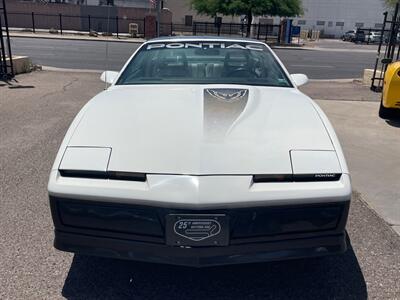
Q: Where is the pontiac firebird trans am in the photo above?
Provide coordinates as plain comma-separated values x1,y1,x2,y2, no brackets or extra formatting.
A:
48,37,351,267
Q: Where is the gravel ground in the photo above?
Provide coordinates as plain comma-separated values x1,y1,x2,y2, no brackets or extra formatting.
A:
0,71,399,299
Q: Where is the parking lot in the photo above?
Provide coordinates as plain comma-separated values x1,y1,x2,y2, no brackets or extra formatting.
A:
0,70,399,299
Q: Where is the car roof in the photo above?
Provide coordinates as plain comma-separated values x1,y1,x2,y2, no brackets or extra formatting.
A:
146,35,265,44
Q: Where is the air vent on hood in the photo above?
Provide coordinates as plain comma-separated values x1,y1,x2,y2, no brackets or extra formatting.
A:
59,170,147,182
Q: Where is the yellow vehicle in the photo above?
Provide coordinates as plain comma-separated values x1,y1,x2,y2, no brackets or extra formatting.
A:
379,61,400,119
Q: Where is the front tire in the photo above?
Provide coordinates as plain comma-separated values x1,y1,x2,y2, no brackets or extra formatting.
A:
379,101,400,120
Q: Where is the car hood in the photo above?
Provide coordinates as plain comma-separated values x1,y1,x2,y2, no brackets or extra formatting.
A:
67,84,335,175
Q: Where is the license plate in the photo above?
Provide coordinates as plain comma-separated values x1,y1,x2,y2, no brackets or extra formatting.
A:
165,214,229,247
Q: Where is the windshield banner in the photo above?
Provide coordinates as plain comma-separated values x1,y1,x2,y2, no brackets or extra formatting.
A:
146,42,265,51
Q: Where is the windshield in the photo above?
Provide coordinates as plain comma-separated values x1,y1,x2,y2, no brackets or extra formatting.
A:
116,41,292,87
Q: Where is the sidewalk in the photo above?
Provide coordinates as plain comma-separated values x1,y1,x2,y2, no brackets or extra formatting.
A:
301,80,381,102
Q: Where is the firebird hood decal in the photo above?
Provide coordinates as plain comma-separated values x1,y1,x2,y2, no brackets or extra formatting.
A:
204,89,248,140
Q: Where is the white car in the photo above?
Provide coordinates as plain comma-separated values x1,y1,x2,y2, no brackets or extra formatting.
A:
365,31,380,43
48,37,351,267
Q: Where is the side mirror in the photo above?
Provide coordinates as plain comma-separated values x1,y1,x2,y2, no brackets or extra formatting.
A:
291,74,309,87
100,71,119,84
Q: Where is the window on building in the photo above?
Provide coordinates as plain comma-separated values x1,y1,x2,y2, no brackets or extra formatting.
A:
355,22,364,28
328,21,333,27
297,20,306,25
375,23,383,28
336,22,345,27
185,15,193,26
316,21,325,26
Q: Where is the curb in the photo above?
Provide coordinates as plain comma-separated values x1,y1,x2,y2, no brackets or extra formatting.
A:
272,46,315,51
41,66,104,73
273,46,377,53
309,78,360,83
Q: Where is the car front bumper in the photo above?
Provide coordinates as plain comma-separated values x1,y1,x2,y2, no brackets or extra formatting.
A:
50,196,350,267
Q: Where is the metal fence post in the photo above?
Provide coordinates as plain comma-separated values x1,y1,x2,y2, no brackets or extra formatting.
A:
31,12,35,33
170,22,173,35
143,17,146,36
59,13,63,35
257,22,261,40
1,2,14,77
229,23,232,35
193,22,196,35
277,24,282,44
0,14,7,76
116,16,119,37
88,15,91,31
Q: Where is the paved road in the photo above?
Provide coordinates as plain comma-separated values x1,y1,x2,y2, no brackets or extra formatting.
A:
1,71,399,299
10,37,376,79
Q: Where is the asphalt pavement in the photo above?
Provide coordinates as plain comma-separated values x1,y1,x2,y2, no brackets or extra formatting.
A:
10,37,377,79
0,71,399,299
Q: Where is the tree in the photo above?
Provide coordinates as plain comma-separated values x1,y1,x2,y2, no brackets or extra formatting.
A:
383,0,399,8
191,0,302,37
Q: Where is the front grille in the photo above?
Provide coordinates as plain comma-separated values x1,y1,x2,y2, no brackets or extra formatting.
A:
52,197,347,244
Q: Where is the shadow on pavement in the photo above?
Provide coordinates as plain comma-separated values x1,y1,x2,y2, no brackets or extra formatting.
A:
62,243,367,300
